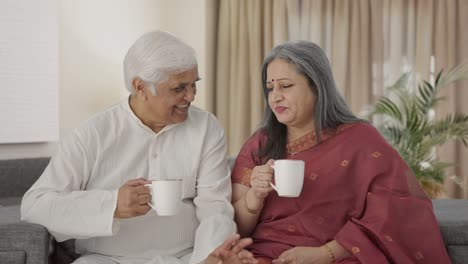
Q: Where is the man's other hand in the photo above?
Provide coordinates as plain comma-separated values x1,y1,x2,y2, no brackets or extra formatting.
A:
114,178,152,218
206,234,258,264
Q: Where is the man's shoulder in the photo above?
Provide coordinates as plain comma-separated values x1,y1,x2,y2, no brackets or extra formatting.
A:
188,105,214,118
74,101,126,135
182,106,223,136
187,106,219,125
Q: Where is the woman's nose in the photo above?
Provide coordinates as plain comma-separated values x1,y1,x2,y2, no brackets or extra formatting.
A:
270,87,282,101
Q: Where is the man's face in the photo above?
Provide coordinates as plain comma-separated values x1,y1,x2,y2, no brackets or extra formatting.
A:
143,67,200,125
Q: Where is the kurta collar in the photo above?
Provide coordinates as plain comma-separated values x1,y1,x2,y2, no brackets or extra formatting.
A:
121,96,179,135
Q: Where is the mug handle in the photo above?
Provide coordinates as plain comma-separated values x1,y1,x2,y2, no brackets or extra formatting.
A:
269,182,278,192
144,183,156,210
269,165,278,192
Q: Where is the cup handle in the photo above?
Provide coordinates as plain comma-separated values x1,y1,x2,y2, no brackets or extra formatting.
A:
147,202,156,210
144,183,156,210
269,165,278,192
269,182,278,192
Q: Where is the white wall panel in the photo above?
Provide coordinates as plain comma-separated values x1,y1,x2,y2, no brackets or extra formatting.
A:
0,0,59,143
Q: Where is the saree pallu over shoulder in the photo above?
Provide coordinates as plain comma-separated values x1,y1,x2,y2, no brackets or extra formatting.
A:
231,123,451,263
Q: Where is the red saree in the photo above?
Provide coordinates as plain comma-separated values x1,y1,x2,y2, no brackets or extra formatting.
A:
231,123,451,264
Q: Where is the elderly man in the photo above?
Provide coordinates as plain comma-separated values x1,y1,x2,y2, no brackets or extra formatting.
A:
21,31,254,264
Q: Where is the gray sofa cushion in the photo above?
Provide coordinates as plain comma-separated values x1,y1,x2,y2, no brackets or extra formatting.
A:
433,199,468,245
0,223,50,264
0,157,78,264
447,245,468,264
0,158,50,199
0,205,21,225
0,251,26,264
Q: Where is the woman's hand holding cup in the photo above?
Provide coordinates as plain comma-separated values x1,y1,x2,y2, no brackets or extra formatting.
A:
250,159,275,199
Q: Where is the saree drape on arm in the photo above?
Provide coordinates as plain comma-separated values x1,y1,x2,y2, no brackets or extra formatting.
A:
231,123,450,264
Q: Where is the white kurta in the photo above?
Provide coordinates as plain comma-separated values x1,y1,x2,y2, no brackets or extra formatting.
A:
21,98,236,264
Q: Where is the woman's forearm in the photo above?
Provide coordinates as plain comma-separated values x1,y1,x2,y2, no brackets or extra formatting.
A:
233,188,264,237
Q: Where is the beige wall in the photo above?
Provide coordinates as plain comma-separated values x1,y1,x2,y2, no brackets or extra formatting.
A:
0,0,209,159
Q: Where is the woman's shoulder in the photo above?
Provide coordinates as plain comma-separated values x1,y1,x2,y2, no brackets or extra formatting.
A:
238,129,267,152
337,122,383,140
338,122,400,156
233,129,271,163
333,122,395,150
244,128,267,144
339,121,376,132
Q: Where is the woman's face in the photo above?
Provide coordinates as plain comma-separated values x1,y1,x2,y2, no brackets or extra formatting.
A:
266,59,316,130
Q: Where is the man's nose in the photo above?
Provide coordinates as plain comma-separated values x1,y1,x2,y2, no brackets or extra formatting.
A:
184,86,195,102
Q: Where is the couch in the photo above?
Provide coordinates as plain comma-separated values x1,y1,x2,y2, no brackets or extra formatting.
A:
1,157,468,264
0,158,78,264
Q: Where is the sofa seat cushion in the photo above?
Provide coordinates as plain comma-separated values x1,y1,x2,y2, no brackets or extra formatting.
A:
0,250,26,264
0,223,50,264
446,245,468,264
433,199,468,245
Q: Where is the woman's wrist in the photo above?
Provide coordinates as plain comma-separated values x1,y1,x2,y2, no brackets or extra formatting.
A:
321,243,336,264
243,188,264,214
323,240,350,262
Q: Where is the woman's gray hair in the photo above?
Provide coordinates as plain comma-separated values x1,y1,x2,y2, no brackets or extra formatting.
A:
123,31,197,95
258,41,365,160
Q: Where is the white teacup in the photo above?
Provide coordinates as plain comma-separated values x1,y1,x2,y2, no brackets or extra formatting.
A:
145,179,182,216
269,159,305,197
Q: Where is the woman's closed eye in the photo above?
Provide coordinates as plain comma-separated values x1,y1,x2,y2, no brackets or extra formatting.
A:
266,84,293,91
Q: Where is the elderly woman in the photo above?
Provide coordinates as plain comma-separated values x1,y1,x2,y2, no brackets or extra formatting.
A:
231,41,451,264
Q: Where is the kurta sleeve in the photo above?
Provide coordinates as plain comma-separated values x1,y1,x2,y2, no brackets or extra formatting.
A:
20,130,119,242
189,117,236,264
334,145,451,263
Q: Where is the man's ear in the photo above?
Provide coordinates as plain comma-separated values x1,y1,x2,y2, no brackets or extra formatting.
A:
132,78,147,97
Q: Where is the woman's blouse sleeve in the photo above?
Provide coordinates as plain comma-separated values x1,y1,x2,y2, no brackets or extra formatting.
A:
231,131,265,187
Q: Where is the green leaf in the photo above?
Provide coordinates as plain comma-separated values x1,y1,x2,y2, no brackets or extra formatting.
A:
374,98,403,122
370,62,468,192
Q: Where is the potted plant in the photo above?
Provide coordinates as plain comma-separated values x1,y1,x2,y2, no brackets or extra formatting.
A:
367,64,468,198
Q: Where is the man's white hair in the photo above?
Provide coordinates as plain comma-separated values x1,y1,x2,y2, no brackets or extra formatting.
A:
123,30,197,95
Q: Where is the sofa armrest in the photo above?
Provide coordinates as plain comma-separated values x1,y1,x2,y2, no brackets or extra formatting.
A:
0,222,50,264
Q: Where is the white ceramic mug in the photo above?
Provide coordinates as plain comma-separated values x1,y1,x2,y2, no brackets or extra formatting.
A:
269,159,305,197
145,179,182,216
